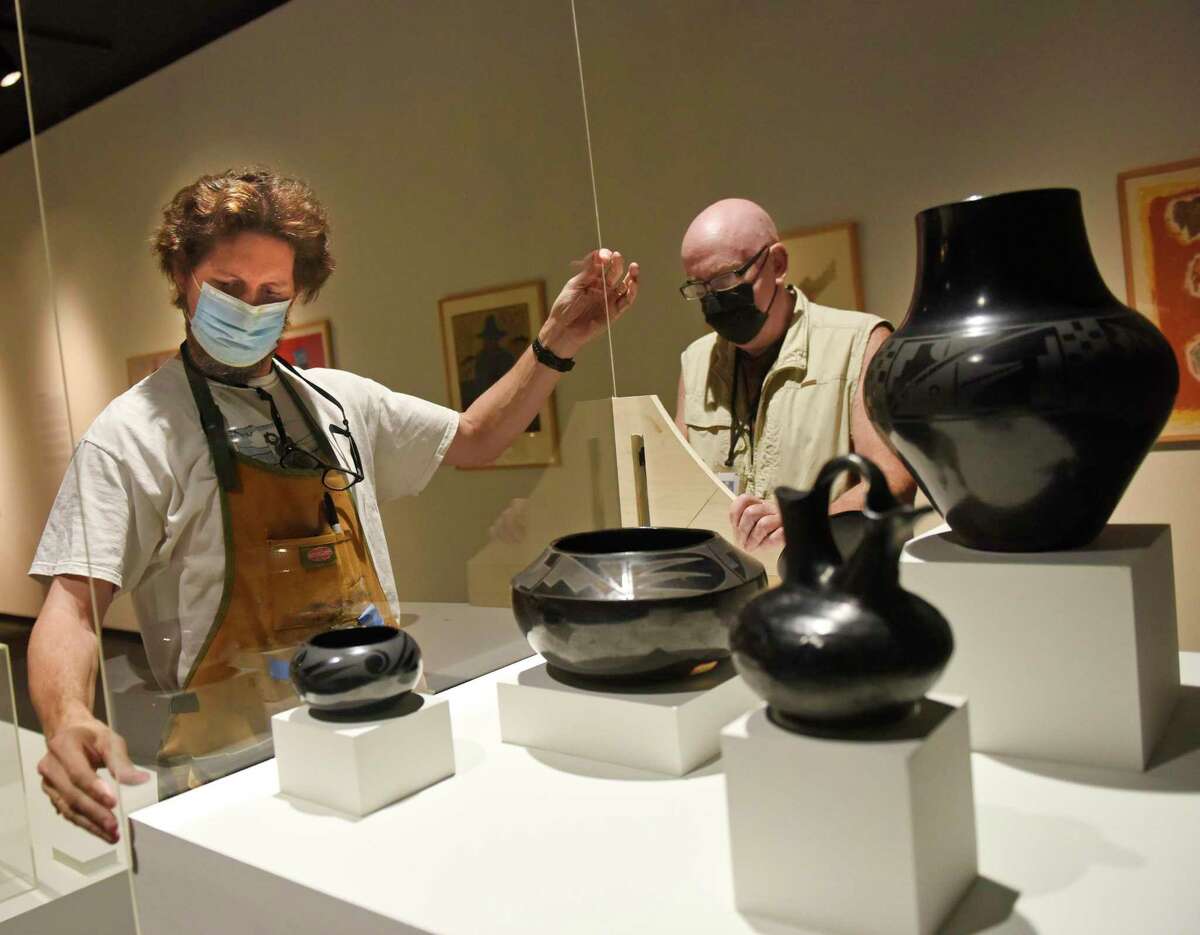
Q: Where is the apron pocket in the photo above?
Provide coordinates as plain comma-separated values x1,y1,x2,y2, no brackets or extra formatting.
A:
266,531,373,634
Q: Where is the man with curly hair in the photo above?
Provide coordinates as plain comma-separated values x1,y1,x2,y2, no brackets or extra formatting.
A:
27,167,639,841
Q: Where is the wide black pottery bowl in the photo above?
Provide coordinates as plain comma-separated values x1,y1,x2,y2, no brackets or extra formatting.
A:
512,527,767,681
289,625,422,713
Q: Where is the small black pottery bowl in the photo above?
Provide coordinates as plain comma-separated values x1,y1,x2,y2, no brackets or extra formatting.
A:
289,626,422,713
511,527,767,681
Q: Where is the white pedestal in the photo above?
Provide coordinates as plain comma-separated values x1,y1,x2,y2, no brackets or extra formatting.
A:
901,524,1180,770
49,767,158,874
497,661,757,775
271,694,455,817
722,699,977,935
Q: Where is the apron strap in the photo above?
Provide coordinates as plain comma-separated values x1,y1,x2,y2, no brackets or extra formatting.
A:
181,342,241,493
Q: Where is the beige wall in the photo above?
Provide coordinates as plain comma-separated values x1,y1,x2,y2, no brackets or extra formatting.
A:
574,0,1200,647
1,0,1196,647
0,148,74,618
0,0,611,619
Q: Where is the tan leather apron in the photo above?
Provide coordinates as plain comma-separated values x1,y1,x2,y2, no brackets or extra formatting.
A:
158,348,395,780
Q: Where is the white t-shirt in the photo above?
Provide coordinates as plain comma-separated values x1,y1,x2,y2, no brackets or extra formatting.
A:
30,357,459,691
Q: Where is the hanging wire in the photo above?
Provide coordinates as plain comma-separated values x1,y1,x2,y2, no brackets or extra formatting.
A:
13,3,143,930
569,0,618,399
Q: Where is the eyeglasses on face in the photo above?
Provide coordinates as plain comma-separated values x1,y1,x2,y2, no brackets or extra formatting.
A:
679,243,773,300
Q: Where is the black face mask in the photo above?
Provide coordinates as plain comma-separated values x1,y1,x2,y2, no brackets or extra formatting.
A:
701,281,773,345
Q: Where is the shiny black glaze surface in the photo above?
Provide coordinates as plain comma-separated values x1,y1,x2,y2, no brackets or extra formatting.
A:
290,625,422,713
865,188,1178,551
512,527,767,680
732,455,954,729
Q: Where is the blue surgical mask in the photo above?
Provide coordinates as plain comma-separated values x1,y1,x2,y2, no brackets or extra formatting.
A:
190,279,291,368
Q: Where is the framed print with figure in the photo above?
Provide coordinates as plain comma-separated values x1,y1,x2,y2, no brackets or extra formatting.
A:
438,280,559,469
779,220,865,311
1118,156,1200,443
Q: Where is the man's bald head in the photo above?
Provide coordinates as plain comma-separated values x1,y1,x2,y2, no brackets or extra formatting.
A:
681,198,779,279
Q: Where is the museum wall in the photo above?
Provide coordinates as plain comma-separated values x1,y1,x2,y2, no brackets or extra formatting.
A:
0,147,73,618
0,0,609,624
574,0,1200,646
0,0,1197,647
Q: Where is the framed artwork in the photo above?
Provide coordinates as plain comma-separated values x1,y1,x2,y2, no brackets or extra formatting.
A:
438,279,559,469
779,220,865,311
276,319,334,370
125,319,335,387
1118,156,1200,443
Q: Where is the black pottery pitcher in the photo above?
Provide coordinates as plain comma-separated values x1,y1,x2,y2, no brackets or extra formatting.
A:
731,454,953,730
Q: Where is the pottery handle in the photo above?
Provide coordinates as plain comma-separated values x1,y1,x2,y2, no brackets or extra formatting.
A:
813,453,899,517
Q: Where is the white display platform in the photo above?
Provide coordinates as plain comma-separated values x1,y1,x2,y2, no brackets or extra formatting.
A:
0,645,35,904
723,699,976,935
0,729,141,933
129,653,1200,935
50,767,157,874
497,661,757,775
901,524,1180,770
402,602,533,692
273,694,454,817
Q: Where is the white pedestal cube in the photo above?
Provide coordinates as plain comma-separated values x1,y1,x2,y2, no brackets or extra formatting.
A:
497,661,757,775
50,767,158,874
901,524,1180,770
722,699,977,935
271,694,455,817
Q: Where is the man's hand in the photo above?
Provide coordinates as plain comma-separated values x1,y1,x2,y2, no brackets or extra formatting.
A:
537,248,640,359
37,716,149,844
730,494,785,552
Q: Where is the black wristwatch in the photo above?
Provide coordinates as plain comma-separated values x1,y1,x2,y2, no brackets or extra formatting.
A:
531,337,575,372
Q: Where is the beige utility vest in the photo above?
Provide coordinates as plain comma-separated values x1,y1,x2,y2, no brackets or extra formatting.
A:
680,289,886,499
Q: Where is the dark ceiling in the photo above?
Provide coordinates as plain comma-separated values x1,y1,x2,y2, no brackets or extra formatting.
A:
0,1,290,155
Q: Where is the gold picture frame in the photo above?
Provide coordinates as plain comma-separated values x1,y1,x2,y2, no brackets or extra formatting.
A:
778,220,865,311
125,319,335,387
1118,156,1200,443
438,280,560,469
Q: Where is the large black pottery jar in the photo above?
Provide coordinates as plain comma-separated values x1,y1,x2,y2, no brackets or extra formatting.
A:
865,188,1178,551
290,625,422,713
512,527,767,681
732,455,954,730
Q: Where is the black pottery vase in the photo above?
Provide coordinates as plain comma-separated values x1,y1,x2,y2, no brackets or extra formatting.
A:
865,188,1178,551
732,455,953,729
512,527,767,681
289,625,422,713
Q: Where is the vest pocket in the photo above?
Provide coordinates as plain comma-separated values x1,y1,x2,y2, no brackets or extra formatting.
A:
683,398,732,430
265,531,373,633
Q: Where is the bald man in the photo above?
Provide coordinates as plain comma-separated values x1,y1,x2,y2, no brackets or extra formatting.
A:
674,198,915,552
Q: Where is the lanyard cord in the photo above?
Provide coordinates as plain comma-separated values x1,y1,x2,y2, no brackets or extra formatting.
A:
724,351,756,469
724,328,787,470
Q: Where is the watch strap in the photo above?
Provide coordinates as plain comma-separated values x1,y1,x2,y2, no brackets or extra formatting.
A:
531,337,575,372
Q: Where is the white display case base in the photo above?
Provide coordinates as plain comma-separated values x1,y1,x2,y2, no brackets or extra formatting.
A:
901,523,1180,771
47,766,157,875
271,694,454,817
497,661,756,776
722,698,977,935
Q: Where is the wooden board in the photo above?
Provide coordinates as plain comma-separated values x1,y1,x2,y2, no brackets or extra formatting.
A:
466,399,623,606
466,395,781,607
